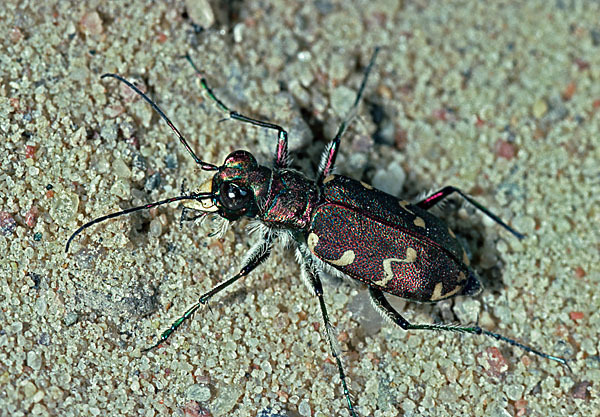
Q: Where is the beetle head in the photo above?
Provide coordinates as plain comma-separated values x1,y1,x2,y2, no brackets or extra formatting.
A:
185,150,270,221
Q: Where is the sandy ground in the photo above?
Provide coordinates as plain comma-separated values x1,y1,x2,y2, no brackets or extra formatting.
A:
1,1,598,416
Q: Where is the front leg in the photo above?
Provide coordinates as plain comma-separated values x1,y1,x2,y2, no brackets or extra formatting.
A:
143,231,273,351
184,55,289,169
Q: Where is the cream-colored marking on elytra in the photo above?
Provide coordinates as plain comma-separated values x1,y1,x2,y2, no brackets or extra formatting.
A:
448,227,456,238
373,247,418,286
399,201,423,226
307,232,319,252
430,282,462,301
462,250,470,266
399,200,412,211
327,250,355,267
413,217,425,228
360,181,373,190
309,231,354,266
323,175,336,184
430,282,444,301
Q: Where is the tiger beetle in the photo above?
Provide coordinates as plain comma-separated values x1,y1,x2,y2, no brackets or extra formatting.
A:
66,48,570,416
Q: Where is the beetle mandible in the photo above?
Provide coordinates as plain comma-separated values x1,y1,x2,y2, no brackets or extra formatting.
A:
66,48,569,416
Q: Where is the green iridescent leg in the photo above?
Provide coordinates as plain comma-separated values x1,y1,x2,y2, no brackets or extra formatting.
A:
183,54,289,169
317,47,380,185
369,287,570,371
143,233,273,352
299,248,358,417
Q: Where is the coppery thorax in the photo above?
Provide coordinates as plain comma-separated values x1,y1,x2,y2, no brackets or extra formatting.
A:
260,169,319,230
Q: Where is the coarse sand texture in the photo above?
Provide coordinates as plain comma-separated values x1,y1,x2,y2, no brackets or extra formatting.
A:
1,1,598,416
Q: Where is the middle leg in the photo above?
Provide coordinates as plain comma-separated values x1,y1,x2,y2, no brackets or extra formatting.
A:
317,48,380,184
297,247,358,417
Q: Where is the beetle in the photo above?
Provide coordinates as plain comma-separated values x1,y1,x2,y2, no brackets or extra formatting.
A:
66,48,569,416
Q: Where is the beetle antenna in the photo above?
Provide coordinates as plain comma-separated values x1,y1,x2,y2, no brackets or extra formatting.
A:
100,74,219,172
65,192,213,253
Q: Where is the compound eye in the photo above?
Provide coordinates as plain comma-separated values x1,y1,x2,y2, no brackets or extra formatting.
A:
219,182,251,211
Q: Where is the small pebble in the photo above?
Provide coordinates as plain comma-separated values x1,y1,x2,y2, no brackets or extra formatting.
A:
145,172,161,191
185,0,215,29
185,384,212,402
532,98,548,118
80,11,104,35
0,212,17,235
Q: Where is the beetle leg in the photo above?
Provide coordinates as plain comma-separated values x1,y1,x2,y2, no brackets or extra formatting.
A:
317,48,380,184
143,232,273,352
298,248,358,417
369,287,571,370
415,186,525,239
183,55,289,169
